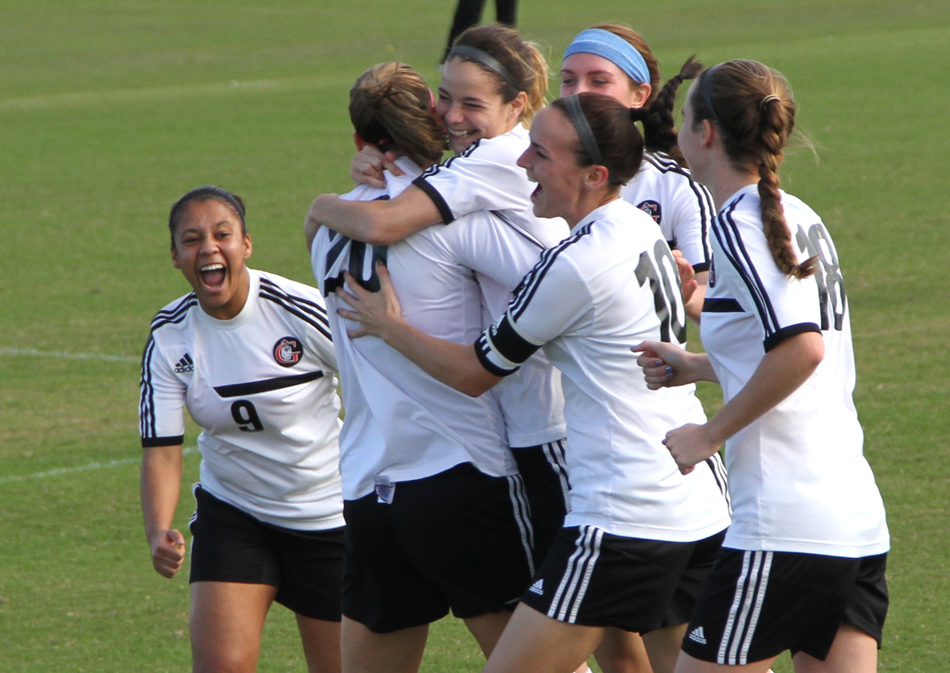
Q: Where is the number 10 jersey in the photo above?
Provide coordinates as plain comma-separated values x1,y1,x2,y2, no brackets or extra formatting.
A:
477,199,730,541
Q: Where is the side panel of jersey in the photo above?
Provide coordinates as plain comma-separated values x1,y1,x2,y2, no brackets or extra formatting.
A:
620,152,714,271
701,186,888,557
140,270,344,530
479,200,729,541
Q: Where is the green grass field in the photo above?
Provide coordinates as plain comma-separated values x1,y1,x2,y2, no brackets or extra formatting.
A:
1,1,948,671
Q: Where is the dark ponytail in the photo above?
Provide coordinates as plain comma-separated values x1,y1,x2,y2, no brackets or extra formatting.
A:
641,55,703,167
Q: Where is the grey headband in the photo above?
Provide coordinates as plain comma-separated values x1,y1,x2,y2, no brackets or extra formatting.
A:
447,44,521,91
563,95,604,166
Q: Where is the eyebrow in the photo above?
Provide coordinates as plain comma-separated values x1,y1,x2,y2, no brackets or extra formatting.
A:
560,68,616,78
179,221,233,234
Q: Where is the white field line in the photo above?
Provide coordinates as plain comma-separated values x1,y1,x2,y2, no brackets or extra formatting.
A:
0,347,139,363
0,448,197,485
0,76,350,112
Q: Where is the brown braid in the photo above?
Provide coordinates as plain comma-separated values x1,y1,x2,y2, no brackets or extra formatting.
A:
689,60,816,278
642,55,703,167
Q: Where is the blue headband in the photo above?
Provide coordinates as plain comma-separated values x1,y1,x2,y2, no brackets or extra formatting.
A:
563,29,650,85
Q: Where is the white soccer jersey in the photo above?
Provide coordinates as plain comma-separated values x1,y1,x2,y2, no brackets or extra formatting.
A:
412,123,571,449
478,199,731,541
476,211,571,449
311,157,553,500
139,270,344,531
620,151,714,271
702,185,889,557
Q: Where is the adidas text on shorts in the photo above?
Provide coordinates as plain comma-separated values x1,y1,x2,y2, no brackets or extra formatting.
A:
681,549,888,665
521,525,725,633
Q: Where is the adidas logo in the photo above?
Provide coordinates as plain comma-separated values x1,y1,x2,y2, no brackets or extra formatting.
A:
528,579,544,596
688,626,707,645
174,353,194,374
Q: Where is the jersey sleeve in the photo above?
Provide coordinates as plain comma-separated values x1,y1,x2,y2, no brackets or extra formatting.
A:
139,334,187,448
412,138,530,224
667,178,714,272
713,207,821,352
447,211,546,293
475,246,593,376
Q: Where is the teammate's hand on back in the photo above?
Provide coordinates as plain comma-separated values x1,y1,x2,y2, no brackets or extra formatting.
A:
351,145,405,189
672,249,698,305
149,528,186,578
662,423,721,475
632,340,695,389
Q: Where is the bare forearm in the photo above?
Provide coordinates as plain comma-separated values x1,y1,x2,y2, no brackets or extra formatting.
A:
309,186,442,246
379,319,499,397
704,333,823,445
141,446,183,541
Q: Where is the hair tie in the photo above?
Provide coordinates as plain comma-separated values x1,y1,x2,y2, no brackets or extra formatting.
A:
563,95,604,167
701,64,736,146
760,94,781,112
448,45,521,91
563,28,650,85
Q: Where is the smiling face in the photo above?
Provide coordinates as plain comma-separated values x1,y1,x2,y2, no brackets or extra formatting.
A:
559,53,651,109
171,198,252,320
437,57,526,154
517,106,594,226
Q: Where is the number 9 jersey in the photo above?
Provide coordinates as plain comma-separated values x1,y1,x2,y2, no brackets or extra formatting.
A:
139,270,344,531
702,185,888,557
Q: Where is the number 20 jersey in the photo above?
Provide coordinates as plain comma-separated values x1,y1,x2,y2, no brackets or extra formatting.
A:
702,185,888,557
478,199,730,541
139,270,344,531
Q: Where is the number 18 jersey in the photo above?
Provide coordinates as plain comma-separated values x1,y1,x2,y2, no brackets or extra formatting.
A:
702,185,888,557
477,199,730,541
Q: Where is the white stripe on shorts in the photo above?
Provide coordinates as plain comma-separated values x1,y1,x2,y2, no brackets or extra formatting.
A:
718,550,773,665
507,474,536,576
542,439,571,508
548,525,603,623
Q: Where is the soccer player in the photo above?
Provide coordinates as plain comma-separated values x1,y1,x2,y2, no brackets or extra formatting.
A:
307,61,555,673
308,25,574,570
335,93,731,673
560,24,715,323
139,186,344,673
634,60,889,673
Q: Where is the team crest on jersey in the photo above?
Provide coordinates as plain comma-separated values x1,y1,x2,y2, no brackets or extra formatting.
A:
273,337,304,367
637,200,662,224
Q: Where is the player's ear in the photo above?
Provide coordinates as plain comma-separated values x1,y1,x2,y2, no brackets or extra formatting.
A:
354,133,367,151
243,233,253,260
507,91,528,123
584,164,611,191
171,243,180,269
700,119,716,148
